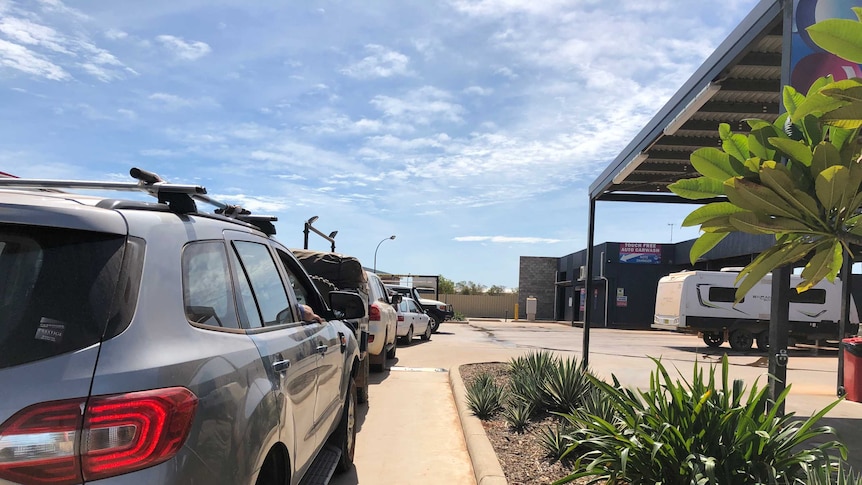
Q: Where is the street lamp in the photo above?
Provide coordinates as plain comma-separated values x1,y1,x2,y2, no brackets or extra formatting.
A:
373,235,396,273
303,216,338,252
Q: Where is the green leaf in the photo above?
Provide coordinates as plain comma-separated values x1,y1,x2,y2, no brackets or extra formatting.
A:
668,177,726,199
798,241,842,292
801,114,823,146
759,162,824,226
724,178,805,220
690,147,739,181
729,212,812,235
681,202,745,227
820,103,862,129
806,75,834,98
807,18,862,64
829,125,854,151
783,85,806,119
745,118,775,131
815,165,850,212
794,89,846,121
743,156,763,174
735,239,816,300
723,134,750,163
701,216,736,233
811,141,843,176
768,137,814,166
718,123,731,140
690,232,728,264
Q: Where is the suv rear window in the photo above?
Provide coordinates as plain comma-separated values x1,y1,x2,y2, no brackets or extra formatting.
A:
0,224,127,369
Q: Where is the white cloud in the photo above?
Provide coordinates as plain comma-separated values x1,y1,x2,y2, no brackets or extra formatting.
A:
341,44,411,79
156,34,211,60
0,38,68,80
104,28,127,40
454,236,563,244
370,86,465,125
463,86,493,96
148,92,219,110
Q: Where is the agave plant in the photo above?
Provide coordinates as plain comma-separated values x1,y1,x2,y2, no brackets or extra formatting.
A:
554,356,847,485
539,422,576,462
668,7,862,300
543,355,593,414
465,372,504,420
501,398,534,433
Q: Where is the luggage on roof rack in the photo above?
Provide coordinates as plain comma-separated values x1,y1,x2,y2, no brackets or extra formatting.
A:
293,249,368,291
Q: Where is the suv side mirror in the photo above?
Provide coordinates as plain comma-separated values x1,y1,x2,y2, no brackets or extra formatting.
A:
390,293,402,306
329,291,366,320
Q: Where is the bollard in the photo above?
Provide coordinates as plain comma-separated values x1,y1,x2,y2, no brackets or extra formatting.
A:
514,303,519,321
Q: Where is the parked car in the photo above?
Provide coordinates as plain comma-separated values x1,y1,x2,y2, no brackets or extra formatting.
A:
385,284,453,333
366,271,400,372
0,168,365,485
395,297,432,344
292,249,372,403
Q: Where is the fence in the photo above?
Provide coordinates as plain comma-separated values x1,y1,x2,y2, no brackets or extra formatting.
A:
437,293,518,319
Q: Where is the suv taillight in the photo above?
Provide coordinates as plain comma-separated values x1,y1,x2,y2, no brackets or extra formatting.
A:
369,304,381,321
0,387,198,485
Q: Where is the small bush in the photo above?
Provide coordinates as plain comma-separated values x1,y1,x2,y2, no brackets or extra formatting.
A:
502,398,533,433
543,356,592,414
539,422,575,462
465,372,504,419
555,356,847,485
804,462,862,485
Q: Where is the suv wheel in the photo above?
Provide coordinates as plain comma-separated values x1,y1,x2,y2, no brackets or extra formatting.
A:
331,377,357,472
386,338,397,359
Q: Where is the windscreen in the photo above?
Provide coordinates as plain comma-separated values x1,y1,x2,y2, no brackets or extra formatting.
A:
0,224,126,369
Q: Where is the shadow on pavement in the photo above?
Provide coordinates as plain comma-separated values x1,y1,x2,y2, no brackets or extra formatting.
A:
668,345,839,359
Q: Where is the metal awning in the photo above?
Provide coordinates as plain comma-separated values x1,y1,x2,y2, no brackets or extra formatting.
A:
590,0,783,202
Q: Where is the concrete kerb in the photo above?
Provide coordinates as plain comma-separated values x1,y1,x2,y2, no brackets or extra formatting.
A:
449,365,508,485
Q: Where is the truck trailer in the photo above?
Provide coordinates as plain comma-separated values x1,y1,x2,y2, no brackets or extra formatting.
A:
652,268,859,351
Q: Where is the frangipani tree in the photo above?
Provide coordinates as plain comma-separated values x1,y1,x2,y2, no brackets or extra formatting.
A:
670,8,862,301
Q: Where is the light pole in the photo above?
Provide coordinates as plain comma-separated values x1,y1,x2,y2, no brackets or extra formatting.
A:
373,235,396,273
668,223,674,243
303,216,338,252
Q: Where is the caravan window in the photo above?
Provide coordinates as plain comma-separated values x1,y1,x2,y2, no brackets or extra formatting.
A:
709,287,742,303
790,288,826,304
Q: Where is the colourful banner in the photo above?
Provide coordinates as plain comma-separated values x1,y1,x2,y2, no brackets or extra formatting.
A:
790,0,862,94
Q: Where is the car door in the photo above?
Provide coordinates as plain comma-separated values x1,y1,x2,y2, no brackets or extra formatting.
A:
408,299,428,333
224,232,323,471
272,245,346,435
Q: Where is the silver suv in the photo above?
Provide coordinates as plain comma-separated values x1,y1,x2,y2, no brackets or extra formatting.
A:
0,169,364,485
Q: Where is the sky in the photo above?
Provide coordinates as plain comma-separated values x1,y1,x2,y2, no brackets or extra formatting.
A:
0,0,764,289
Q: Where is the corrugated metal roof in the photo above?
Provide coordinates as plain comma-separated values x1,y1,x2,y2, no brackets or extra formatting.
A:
590,0,783,200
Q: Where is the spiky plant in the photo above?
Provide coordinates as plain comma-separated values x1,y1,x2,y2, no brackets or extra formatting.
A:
803,462,862,485
554,356,847,485
539,422,576,462
465,372,504,420
543,355,592,414
502,398,534,433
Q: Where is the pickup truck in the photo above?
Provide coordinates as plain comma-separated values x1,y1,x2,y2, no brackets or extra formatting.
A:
385,285,453,333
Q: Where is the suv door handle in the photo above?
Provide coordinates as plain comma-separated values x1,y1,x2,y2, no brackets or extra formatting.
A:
272,359,290,373
316,345,327,355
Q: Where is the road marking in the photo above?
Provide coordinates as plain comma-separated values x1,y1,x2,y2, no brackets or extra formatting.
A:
389,366,448,373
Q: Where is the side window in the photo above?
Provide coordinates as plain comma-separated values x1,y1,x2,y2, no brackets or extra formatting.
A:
182,242,241,329
370,276,388,303
232,241,294,327
275,248,327,322
790,288,826,304
708,286,741,304
409,300,421,313
228,249,263,329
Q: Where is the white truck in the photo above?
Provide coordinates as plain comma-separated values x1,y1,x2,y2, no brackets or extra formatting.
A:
652,268,860,351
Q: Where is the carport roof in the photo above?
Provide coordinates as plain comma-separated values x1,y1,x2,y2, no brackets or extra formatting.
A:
590,0,783,202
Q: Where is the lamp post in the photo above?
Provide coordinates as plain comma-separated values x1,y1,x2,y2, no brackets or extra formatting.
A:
373,235,396,273
303,216,338,252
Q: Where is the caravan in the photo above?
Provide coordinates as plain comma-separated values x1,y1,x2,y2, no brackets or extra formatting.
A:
653,268,859,351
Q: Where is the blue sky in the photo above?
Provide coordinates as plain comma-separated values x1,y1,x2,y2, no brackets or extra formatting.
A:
0,0,762,289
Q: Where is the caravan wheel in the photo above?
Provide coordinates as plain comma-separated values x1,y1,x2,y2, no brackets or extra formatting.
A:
755,331,769,351
702,332,724,348
729,329,754,351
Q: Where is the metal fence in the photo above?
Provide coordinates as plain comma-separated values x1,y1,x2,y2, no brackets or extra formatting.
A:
437,293,519,319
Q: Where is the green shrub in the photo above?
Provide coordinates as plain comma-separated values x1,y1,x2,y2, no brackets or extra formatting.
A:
502,398,533,433
803,462,862,485
543,355,592,414
539,422,576,461
465,372,503,419
555,356,847,485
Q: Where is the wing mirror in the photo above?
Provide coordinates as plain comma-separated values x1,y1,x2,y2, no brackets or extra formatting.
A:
329,291,367,320
390,293,402,306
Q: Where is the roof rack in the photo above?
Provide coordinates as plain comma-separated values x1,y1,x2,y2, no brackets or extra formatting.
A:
0,167,279,235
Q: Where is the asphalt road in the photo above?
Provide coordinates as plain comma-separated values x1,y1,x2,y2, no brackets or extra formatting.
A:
331,319,862,484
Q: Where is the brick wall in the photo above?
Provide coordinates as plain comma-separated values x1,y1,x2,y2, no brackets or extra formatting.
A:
517,256,558,320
